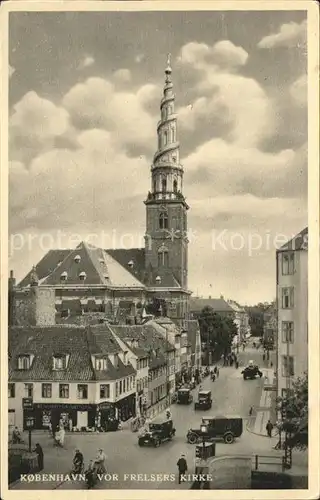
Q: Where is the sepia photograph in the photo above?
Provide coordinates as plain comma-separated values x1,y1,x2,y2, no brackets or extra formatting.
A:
1,1,319,498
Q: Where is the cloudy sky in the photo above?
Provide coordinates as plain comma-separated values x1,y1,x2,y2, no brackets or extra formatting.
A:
8,9,308,304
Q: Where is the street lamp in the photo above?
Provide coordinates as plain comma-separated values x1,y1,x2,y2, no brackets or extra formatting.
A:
25,416,35,452
200,423,208,455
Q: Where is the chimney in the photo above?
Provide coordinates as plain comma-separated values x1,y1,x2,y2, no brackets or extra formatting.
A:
9,270,16,290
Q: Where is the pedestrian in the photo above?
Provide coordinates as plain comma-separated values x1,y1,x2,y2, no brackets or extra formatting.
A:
270,361,273,368
95,448,107,474
177,453,188,484
34,443,44,471
249,406,254,416
59,426,65,446
216,367,219,378
69,418,73,432
12,426,22,444
266,420,273,437
262,353,266,362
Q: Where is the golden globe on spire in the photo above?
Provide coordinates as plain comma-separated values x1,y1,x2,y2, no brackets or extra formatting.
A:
165,53,172,75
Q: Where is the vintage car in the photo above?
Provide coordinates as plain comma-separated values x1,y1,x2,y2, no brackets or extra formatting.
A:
241,360,263,380
177,388,193,405
187,415,243,444
194,390,212,411
138,417,176,447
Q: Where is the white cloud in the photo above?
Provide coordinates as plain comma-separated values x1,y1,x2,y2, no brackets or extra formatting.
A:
78,55,95,70
10,91,70,163
9,128,150,233
113,69,131,83
184,137,304,200
62,77,156,149
290,74,307,106
210,40,248,68
257,19,307,49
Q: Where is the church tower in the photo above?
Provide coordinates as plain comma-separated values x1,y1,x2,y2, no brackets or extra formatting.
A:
144,55,189,291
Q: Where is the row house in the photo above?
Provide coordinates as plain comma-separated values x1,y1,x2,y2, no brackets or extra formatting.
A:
276,228,308,398
109,324,176,418
8,324,136,432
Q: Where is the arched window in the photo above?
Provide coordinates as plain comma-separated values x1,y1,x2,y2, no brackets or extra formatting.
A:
153,179,157,193
158,246,169,267
168,105,172,115
162,177,167,192
159,212,168,230
163,130,168,146
173,179,178,193
172,127,176,142
158,134,161,149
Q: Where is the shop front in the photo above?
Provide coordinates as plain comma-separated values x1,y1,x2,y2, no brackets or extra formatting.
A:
27,403,97,431
116,393,136,421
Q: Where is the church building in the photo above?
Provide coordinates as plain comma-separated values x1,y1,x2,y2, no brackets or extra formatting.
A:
12,57,191,328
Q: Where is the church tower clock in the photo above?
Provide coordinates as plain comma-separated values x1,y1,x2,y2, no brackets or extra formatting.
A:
144,55,189,292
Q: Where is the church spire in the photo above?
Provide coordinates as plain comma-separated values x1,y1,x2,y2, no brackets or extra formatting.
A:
147,54,185,203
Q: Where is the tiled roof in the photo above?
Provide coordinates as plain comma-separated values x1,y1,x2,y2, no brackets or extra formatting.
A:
19,249,70,287
8,325,135,382
9,326,94,381
189,297,234,314
186,320,200,353
279,227,308,251
57,313,112,327
106,248,146,282
110,324,174,355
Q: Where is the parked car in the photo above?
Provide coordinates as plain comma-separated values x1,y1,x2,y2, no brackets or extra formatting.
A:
187,415,243,444
177,388,193,405
194,390,212,411
138,417,176,448
241,360,263,380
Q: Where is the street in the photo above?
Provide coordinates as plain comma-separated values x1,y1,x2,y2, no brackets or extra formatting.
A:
11,344,275,490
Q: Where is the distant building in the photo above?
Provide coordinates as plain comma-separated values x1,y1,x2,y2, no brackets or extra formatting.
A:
263,301,277,347
276,227,308,398
227,300,251,343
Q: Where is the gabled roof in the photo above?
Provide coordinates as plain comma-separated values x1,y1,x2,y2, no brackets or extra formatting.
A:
189,297,234,314
19,243,146,289
9,326,94,381
8,324,135,382
19,249,70,287
110,324,175,355
279,227,308,251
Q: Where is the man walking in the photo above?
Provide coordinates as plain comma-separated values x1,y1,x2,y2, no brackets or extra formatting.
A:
177,453,188,484
266,420,274,437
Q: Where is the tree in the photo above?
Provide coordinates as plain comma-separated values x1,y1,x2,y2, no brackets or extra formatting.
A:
198,306,238,361
276,373,308,450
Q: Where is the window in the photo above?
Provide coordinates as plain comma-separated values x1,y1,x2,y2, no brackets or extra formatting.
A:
119,380,123,395
282,321,294,343
100,384,110,399
8,383,15,398
24,383,33,398
116,382,119,397
61,309,69,319
153,179,157,193
60,271,68,281
18,356,31,370
95,358,107,370
163,130,168,146
281,388,294,399
158,249,169,267
79,271,87,281
161,177,167,193
59,384,69,398
171,127,176,142
77,384,88,399
282,287,294,309
126,377,129,391
173,179,178,193
159,212,168,229
282,356,294,377
282,252,295,275
42,383,52,398
53,355,67,370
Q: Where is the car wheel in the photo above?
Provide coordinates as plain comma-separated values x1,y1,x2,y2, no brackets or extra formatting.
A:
243,375,247,380
154,439,160,448
187,433,198,444
224,433,234,444
138,440,143,447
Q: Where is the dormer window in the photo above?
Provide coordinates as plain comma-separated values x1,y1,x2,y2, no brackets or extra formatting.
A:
95,357,107,371
18,355,32,370
128,260,134,268
60,271,68,281
53,355,68,370
99,258,104,264
74,255,81,263
79,271,87,281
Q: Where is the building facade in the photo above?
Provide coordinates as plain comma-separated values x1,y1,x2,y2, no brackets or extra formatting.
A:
276,228,308,398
